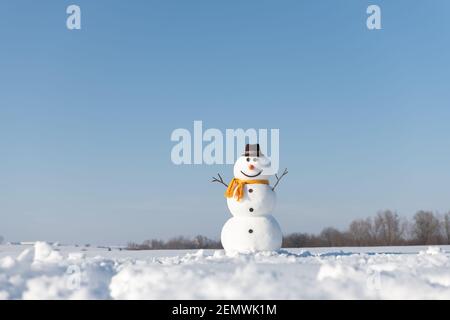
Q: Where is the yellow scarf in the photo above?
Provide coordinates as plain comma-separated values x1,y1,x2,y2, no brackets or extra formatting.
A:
225,178,269,201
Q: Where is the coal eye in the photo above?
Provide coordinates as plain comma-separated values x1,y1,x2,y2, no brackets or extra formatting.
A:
253,158,258,162
246,158,250,162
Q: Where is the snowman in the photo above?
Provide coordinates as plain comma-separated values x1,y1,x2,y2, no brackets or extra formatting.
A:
212,144,288,253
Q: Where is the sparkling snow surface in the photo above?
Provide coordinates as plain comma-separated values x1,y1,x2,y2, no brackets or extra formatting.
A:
1,243,450,299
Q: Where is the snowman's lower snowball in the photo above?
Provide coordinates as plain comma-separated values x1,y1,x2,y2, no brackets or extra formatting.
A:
221,215,282,253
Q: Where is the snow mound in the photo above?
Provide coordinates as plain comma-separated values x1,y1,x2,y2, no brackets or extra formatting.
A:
0,242,112,299
0,244,450,299
419,246,445,256
34,242,63,263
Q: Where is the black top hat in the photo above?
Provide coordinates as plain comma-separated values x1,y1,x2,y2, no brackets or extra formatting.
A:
242,144,264,157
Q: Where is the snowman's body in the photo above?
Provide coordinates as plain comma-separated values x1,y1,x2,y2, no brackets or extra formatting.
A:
226,184,276,217
220,146,283,254
221,216,282,252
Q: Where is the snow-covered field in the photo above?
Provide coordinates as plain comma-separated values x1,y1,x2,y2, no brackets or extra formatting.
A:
1,242,450,299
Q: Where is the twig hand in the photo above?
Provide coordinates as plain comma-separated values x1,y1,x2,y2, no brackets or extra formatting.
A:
211,173,228,187
272,168,288,191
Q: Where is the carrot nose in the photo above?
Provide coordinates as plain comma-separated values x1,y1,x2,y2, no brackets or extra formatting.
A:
248,164,255,170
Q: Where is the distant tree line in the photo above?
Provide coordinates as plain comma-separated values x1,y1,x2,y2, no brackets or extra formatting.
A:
127,210,450,250
128,235,222,250
283,210,450,248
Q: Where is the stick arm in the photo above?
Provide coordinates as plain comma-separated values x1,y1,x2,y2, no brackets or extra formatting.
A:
272,168,288,191
211,173,228,187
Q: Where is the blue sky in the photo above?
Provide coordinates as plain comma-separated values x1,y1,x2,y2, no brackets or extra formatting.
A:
1,1,450,245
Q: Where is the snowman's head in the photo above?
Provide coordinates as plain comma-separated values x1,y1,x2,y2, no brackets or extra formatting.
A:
233,144,273,180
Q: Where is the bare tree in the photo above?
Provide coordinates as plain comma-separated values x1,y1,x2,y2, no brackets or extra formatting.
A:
374,210,404,245
443,213,450,245
320,227,348,247
413,211,443,245
282,232,327,248
348,218,374,246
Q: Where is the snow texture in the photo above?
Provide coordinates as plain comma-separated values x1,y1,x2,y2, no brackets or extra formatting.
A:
1,242,450,299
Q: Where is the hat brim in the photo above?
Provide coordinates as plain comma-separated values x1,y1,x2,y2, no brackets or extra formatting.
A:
242,151,264,157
